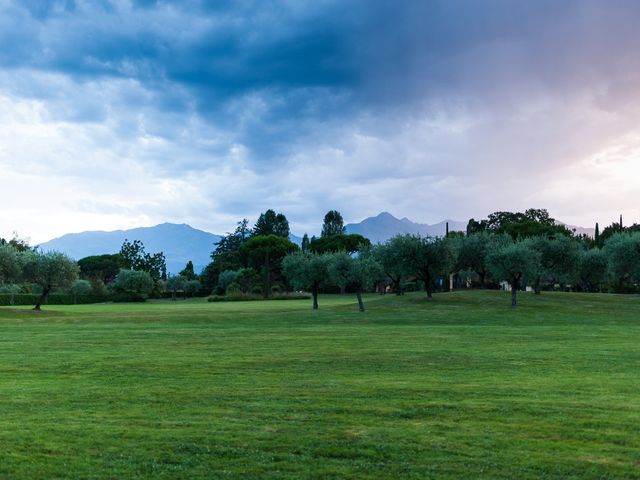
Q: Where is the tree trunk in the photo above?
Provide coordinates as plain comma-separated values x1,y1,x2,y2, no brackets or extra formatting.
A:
312,283,319,310
356,291,365,312
340,285,346,295
511,274,521,308
394,276,402,296
34,285,51,311
534,276,541,295
264,253,271,299
424,273,433,299
479,271,486,288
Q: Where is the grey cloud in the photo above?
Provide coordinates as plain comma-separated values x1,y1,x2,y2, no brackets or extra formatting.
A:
2,0,640,239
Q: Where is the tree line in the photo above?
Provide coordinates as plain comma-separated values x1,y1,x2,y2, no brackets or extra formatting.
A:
206,208,640,310
2,208,639,310
0,236,201,308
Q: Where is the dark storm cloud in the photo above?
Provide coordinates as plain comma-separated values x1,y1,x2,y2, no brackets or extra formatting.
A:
2,0,640,239
5,0,640,142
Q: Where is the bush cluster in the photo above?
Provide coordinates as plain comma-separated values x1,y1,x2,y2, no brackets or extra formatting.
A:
208,292,311,302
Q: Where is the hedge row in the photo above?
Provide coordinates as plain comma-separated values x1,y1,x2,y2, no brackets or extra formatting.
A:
0,294,110,306
208,292,312,302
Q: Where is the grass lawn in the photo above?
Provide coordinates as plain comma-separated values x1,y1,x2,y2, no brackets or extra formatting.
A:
0,290,639,479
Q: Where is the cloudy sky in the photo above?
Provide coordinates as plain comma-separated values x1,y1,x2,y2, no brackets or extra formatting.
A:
1,0,639,243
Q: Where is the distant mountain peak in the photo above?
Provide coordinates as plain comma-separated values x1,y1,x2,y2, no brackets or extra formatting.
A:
38,223,222,275
345,212,466,244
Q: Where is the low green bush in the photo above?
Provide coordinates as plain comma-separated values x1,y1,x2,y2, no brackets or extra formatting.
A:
207,292,311,302
270,293,311,300
208,294,261,302
111,292,147,303
0,293,110,306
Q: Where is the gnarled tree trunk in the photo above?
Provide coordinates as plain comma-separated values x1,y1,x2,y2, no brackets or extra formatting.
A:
263,253,271,299
511,273,522,308
425,274,434,300
356,291,365,312
34,285,51,311
312,282,319,310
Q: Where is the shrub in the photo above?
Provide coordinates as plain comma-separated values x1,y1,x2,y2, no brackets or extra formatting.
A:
90,278,108,296
70,279,93,296
206,292,310,302
235,268,261,293
111,292,147,303
208,293,262,302
270,292,311,300
184,279,202,297
217,270,240,294
0,293,110,306
112,269,154,298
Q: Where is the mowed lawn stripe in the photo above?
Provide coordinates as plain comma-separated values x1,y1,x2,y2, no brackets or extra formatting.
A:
0,291,638,479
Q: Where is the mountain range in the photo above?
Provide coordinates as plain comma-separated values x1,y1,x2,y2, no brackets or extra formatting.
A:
37,212,593,274
38,223,221,275
345,212,466,243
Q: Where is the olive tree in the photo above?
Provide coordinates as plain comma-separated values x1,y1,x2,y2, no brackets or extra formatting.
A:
184,279,201,297
282,252,331,309
456,232,511,287
216,269,240,294
400,236,454,299
530,235,580,293
112,269,154,298
577,248,608,292
326,252,382,312
69,279,93,304
486,240,540,307
21,251,79,310
605,232,640,291
370,236,415,295
165,275,185,300
0,244,21,286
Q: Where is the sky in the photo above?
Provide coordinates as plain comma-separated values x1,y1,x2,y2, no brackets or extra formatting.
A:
1,0,640,243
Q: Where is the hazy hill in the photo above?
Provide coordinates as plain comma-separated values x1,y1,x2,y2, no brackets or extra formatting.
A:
37,213,591,276
38,223,221,275
562,224,595,238
345,212,467,244
36,214,467,274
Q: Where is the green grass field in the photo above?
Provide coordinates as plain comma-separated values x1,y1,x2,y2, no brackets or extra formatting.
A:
0,291,639,479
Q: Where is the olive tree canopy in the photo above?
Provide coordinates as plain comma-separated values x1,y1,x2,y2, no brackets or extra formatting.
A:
21,251,79,310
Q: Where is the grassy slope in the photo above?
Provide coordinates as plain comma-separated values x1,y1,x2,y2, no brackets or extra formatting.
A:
0,291,639,479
